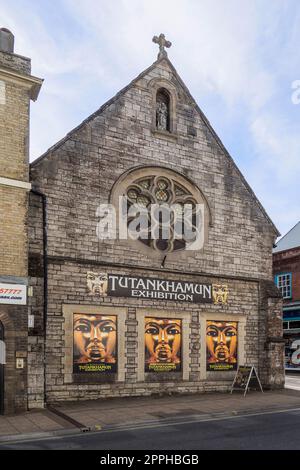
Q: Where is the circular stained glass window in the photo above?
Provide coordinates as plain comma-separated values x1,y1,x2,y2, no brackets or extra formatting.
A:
120,170,206,254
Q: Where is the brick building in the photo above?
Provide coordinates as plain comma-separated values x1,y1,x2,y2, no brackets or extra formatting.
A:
273,221,300,370
0,29,42,413
0,31,285,413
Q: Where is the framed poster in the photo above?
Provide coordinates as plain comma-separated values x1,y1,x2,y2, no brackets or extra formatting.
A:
206,320,238,371
145,317,182,372
73,313,117,373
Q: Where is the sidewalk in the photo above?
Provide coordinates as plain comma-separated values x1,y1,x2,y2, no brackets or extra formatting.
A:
1,388,300,442
0,407,76,441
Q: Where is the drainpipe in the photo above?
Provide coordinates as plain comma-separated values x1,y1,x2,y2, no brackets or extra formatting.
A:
30,188,47,408
0,322,4,415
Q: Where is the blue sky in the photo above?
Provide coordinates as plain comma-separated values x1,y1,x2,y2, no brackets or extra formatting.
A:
1,0,300,238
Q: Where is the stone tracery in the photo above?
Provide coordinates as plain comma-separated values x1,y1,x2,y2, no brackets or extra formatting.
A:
126,173,199,253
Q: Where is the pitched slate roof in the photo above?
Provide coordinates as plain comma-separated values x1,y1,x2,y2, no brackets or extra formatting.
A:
273,221,300,253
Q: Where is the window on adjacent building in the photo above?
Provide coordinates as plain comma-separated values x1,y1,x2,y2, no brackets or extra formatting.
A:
275,273,292,299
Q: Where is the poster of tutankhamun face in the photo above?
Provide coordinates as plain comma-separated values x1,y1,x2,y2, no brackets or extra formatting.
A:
73,314,117,373
206,320,238,371
145,317,182,372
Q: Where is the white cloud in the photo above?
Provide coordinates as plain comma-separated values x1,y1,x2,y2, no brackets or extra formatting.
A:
63,0,278,110
246,110,300,234
251,113,300,181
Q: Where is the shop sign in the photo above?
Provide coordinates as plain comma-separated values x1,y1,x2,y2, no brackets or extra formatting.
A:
86,272,228,305
0,283,27,305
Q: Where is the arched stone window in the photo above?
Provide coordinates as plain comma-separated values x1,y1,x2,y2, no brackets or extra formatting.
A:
156,88,170,132
111,167,211,258
148,79,177,136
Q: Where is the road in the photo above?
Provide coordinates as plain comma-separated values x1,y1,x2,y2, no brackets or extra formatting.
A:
1,407,300,450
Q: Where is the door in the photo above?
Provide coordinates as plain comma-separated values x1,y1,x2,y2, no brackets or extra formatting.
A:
0,321,4,415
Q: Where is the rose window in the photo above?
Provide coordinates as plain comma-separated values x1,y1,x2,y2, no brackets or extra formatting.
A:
125,175,200,253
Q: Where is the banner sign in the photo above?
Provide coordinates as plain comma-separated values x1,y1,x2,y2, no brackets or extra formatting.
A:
73,313,117,374
206,320,238,371
231,365,263,396
0,283,27,305
145,317,182,372
87,272,229,305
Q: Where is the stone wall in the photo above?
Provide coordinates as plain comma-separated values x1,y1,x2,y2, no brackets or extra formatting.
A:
0,187,28,277
0,46,41,413
258,280,284,388
0,50,32,413
29,258,264,404
0,49,31,277
0,305,28,413
28,56,283,405
0,52,31,182
0,50,31,75
30,58,277,281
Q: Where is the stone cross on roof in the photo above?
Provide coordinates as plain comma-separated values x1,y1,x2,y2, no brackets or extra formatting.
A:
152,33,172,59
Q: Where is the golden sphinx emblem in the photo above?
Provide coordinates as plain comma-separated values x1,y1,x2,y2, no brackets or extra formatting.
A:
212,284,229,305
87,272,108,296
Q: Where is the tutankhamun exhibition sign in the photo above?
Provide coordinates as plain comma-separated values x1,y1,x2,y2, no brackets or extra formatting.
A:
86,272,229,305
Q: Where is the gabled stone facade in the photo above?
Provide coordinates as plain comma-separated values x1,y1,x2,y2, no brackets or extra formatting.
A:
27,51,284,408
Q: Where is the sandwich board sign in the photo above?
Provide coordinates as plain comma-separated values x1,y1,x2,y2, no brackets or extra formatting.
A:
231,365,263,396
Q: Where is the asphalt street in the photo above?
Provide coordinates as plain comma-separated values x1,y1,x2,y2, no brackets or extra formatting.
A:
1,407,300,450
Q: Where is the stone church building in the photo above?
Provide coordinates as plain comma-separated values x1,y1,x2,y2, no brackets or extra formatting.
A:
0,30,284,413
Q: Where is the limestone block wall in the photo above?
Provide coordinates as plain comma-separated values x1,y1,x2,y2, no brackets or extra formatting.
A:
28,56,283,405
0,49,32,413
30,58,277,281
0,51,31,182
38,260,260,403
